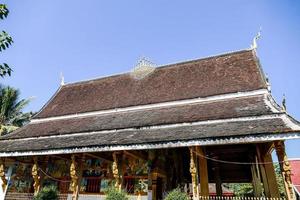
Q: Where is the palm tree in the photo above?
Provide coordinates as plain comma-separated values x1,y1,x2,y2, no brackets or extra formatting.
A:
0,85,32,135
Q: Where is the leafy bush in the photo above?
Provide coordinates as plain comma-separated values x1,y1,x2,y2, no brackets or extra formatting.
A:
164,188,189,200
105,187,129,200
33,185,58,200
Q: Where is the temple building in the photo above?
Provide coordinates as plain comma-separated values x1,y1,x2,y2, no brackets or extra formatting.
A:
0,46,300,200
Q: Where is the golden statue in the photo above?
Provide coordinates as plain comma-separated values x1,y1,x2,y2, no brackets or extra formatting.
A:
112,153,121,190
0,163,7,191
189,148,197,199
70,155,78,191
32,157,40,195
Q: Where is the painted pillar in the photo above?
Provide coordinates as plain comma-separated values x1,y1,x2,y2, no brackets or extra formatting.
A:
256,144,280,198
275,141,295,200
70,155,79,200
189,147,197,200
32,156,41,196
197,146,209,196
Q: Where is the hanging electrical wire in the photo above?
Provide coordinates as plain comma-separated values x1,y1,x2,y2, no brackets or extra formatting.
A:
194,151,282,165
38,168,71,183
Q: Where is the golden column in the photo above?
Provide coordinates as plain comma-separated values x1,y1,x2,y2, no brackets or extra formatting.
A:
112,152,122,191
275,141,295,200
196,146,209,196
189,147,197,200
32,156,41,195
0,159,7,192
70,155,79,200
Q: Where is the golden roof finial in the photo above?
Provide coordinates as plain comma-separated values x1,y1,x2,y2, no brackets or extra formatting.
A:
251,27,262,50
282,94,287,111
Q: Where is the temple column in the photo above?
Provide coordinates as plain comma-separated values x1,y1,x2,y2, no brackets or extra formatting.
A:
147,150,155,200
151,172,158,200
0,159,7,193
274,141,295,200
213,164,222,196
189,147,197,200
112,152,123,191
256,144,280,198
251,156,262,197
196,146,209,196
32,156,41,196
70,155,80,200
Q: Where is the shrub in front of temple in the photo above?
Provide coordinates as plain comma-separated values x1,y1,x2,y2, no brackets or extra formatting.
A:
105,187,129,200
164,188,189,200
33,185,58,200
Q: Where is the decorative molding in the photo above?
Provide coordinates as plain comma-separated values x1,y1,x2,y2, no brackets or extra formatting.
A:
131,57,156,80
1,132,300,157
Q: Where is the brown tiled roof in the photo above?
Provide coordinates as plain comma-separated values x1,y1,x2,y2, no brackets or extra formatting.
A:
35,49,267,119
0,116,296,153
1,49,299,156
2,94,274,140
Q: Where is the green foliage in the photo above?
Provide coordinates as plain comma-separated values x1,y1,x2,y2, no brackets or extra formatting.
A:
0,85,32,135
228,183,253,197
0,63,12,77
105,187,129,200
0,4,13,78
164,188,189,200
0,4,9,19
33,185,58,200
226,163,286,197
274,163,286,197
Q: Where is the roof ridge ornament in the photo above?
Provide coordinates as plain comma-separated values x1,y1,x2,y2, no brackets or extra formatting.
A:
265,73,271,92
282,94,287,112
131,57,156,80
60,72,65,86
251,27,262,50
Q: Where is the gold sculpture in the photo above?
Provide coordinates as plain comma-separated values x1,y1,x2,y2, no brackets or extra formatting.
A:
189,148,197,199
112,153,121,190
32,157,41,195
70,155,79,200
0,162,7,191
275,141,295,200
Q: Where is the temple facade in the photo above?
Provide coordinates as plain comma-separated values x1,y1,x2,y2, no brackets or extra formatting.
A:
0,48,300,200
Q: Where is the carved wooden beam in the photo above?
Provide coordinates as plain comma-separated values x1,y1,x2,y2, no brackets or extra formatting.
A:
84,153,112,163
124,150,147,161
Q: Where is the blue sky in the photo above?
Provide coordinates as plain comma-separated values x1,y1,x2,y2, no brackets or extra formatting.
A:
1,0,300,157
